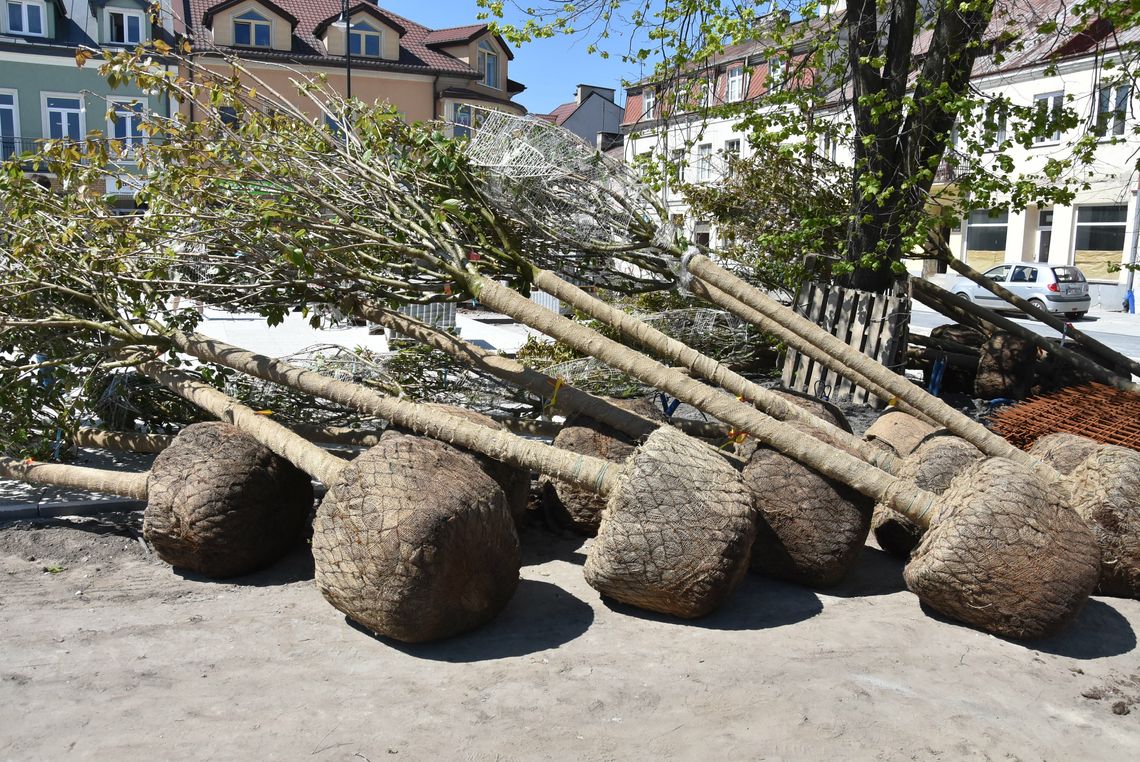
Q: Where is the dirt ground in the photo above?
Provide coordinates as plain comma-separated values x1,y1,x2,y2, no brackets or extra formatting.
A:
1,509,1137,761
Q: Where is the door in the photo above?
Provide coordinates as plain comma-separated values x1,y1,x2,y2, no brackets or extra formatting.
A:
976,264,1011,307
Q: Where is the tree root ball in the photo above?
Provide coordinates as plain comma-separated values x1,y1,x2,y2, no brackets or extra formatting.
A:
1066,446,1140,598
975,332,1036,400
1028,432,1104,475
540,398,666,535
390,403,531,525
904,457,1100,639
863,411,936,457
744,423,873,587
734,388,851,460
312,433,520,642
872,436,984,559
584,426,755,618
144,422,313,578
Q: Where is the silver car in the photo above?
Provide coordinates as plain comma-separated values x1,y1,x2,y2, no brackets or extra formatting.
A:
950,262,1091,319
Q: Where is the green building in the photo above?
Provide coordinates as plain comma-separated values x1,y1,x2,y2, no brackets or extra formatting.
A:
1,0,175,199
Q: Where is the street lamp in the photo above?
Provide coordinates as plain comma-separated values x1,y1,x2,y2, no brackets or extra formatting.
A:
343,0,353,101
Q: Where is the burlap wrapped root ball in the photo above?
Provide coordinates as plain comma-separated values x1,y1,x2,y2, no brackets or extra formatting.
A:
1028,432,1104,475
389,403,531,525
744,423,874,587
863,410,936,458
734,388,851,461
904,457,1100,639
313,433,520,642
540,397,666,535
872,436,984,559
1066,446,1140,598
144,422,314,578
584,426,756,618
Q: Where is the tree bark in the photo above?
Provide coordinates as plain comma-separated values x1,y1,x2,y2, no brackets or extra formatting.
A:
0,456,149,500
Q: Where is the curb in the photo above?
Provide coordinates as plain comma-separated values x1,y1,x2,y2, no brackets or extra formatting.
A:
0,498,147,521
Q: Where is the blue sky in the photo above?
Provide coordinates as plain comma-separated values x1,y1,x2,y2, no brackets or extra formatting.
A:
381,1,652,113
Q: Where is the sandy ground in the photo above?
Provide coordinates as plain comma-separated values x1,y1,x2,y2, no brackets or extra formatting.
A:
1,509,1138,761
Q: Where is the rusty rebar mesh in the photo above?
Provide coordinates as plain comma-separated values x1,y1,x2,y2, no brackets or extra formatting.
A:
989,383,1140,451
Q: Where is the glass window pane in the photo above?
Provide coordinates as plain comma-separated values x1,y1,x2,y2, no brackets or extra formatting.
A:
27,2,40,34
234,21,250,46
1,108,13,135
254,23,270,47
8,2,22,32
1052,267,1084,283
349,32,360,55
0,93,12,106
1075,225,1125,251
365,34,379,57
46,96,79,110
1076,205,1127,223
66,112,80,140
128,15,140,42
110,12,124,41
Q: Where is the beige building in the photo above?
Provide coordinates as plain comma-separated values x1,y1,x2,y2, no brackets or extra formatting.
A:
182,0,525,128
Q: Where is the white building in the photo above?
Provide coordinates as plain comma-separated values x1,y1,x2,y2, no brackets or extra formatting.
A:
620,1,1139,306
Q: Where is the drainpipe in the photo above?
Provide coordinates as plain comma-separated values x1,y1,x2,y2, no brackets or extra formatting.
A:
1126,172,1139,313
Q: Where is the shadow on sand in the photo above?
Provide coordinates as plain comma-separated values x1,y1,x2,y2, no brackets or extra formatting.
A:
173,542,316,587
599,572,823,631
348,578,595,662
823,546,908,598
919,598,1136,659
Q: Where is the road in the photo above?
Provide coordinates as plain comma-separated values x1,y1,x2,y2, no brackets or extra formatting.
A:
910,303,1140,363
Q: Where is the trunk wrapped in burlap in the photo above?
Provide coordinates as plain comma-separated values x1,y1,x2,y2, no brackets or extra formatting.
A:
584,426,755,618
904,457,1100,639
1028,432,1104,476
863,411,936,458
975,332,1036,400
1066,446,1140,598
389,403,531,525
313,433,520,642
734,388,852,460
872,436,984,558
540,397,666,535
744,422,873,587
144,422,313,578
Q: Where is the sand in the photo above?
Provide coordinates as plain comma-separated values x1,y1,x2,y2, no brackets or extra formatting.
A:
1,511,1137,761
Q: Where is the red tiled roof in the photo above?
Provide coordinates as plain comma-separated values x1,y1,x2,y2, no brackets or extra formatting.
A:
423,23,515,60
185,0,509,75
545,101,577,125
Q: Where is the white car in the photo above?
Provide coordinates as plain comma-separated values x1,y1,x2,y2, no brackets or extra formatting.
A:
950,262,1091,319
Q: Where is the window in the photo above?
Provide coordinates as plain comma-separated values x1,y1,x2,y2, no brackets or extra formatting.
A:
964,209,1008,269
668,147,684,185
108,99,145,155
1033,92,1064,143
1036,208,1052,262
43,95,84,142
767,56,784,91
642,89,655,120
693,222,711,247
724,139,740,156
1094,84,1130,138
0,91,18,161
984,99,1007,150
700,80,713,109
1010,265,1038,283
234,11,271,48
1074,205,1127,280
349,21,381,57
107,8,144,45
726,67,745,102
477,40,499,89
695,143,712,182
6,1,44,36
819,131,837,162
452,103,472,139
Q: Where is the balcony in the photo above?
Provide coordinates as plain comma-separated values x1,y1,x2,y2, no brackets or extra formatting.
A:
1,136,157,163
933,149,966,185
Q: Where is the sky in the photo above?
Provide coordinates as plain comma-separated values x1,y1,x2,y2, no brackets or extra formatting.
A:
380,0,653,114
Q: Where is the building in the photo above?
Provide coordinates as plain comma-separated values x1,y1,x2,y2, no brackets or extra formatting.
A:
536,84,624,152
0,0,179,198
182,0,527,130
619,1,1139,305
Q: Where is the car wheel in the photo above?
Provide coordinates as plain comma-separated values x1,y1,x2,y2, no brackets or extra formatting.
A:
1027,298,1047,318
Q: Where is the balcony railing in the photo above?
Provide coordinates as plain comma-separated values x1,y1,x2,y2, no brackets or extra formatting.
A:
1,136,158,163
933,149,967,184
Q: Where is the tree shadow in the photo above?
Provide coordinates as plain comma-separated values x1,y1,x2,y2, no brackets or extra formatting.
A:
598,573,822,631
172,542,315,587
918,598,1136,659
821,546,908,598
517,524,589,567
349,578,594,662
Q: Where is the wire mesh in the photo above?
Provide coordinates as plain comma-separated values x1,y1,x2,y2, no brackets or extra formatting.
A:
989,382,1140,451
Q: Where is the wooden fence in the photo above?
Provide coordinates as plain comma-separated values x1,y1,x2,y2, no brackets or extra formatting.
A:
780,280,911,407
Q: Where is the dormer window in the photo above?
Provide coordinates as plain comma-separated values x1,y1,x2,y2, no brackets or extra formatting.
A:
234,10,271,48
726,67,745,102
477,40,499,89
642,88,655,120
350,21,381,57
107,8,145,45
6,0,45,36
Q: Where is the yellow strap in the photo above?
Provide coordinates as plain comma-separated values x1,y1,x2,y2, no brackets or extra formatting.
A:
544,377,565,414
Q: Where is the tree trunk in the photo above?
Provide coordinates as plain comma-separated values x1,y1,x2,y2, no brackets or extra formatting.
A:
0,456,149,500
683,254,1055,477
525,267,899,472
168,332,622,495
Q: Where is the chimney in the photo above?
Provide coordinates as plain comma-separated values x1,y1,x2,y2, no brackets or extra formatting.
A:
577,84,616,105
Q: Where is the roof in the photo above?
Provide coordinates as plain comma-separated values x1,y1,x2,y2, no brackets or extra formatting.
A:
543,101,578,125
186,0,515,76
